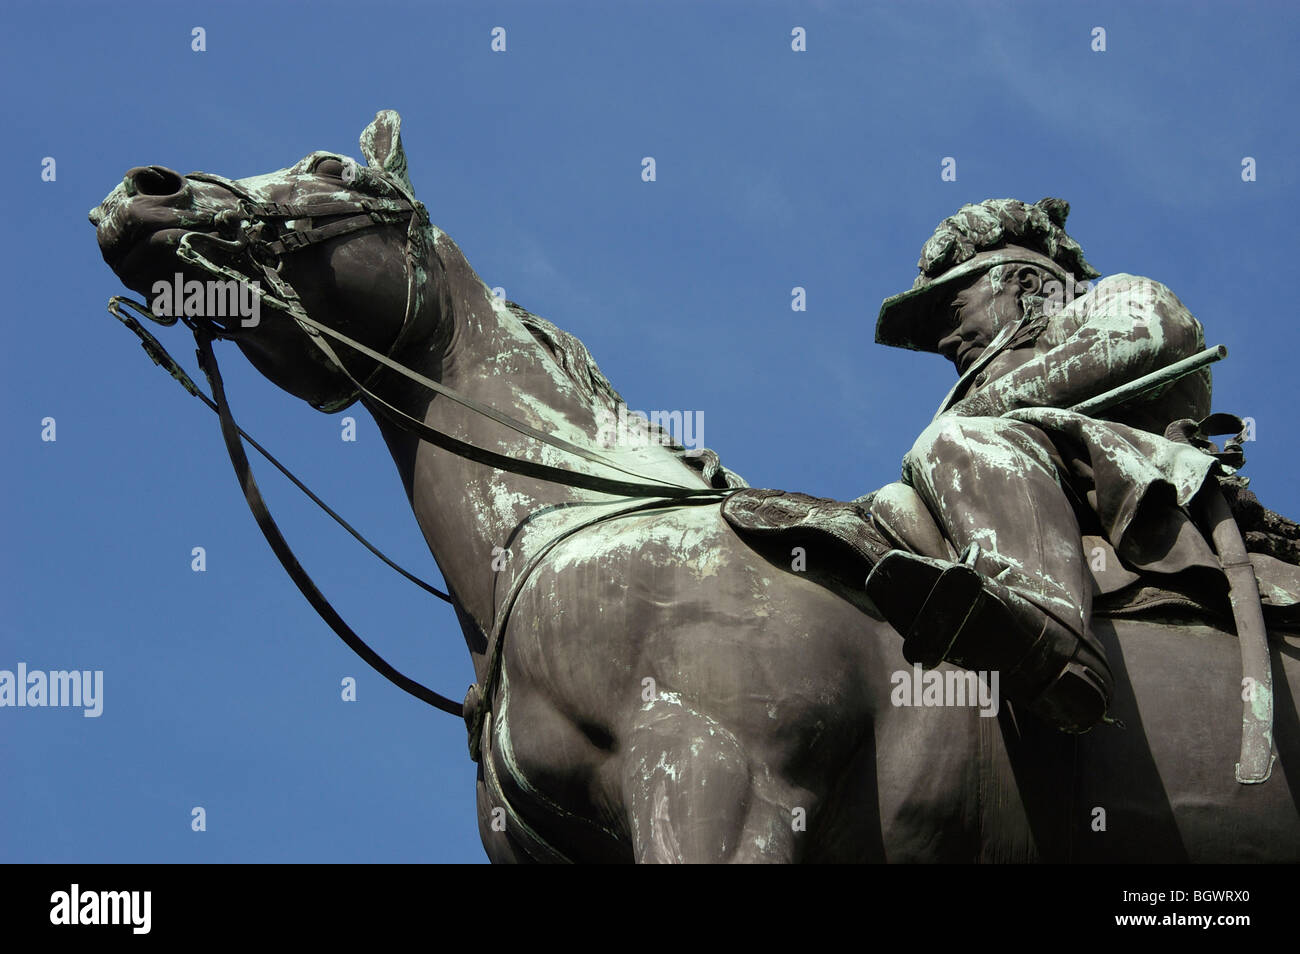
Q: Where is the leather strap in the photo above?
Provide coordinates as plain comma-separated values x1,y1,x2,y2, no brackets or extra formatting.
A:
265,210,413,256
194,330,464,716
245,197,415,219
293,312,725,499
109,297,451,604
466,492,728,762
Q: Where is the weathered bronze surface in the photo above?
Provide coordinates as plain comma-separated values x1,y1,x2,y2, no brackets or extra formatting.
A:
90,112,1300,862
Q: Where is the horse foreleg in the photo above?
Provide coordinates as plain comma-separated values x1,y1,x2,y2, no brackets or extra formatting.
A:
621,696,793,863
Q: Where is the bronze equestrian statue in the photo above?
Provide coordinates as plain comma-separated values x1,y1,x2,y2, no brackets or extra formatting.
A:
89,111,1300,862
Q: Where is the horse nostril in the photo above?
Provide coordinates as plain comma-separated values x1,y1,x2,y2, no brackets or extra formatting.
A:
125,165,185,198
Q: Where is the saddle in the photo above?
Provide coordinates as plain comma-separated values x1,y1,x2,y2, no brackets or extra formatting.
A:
720,489,893,576
721,485,1300,628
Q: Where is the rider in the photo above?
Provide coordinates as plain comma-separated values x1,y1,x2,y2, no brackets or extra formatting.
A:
864,197,1230,733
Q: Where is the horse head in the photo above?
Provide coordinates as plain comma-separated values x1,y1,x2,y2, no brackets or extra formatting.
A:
89,110,441,413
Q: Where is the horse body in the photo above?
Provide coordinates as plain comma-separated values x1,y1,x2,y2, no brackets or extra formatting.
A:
462,499,1300,862
90,111,1300,863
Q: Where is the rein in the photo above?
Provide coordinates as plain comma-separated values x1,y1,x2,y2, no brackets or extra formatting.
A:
178,166,723,496
195,328,467,716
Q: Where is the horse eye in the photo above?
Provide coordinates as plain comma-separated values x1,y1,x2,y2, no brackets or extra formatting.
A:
314,158,345,177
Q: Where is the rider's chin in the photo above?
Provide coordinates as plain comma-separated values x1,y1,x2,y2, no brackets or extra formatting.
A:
936,336,961,366
956,342,984,373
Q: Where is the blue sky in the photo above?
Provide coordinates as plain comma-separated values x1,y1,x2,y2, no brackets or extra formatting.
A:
2,0,1297,863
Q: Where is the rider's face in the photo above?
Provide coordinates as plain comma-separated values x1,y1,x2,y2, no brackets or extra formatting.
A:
935,271,1021,374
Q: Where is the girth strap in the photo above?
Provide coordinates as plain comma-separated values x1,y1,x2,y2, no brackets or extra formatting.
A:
478,710,576,863
464,492,730,762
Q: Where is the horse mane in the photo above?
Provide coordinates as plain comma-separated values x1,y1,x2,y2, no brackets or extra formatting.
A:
506,301,746,490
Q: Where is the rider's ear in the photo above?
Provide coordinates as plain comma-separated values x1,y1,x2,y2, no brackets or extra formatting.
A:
360,109,414,194
1015,266,1043,297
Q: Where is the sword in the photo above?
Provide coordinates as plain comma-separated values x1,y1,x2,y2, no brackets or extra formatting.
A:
1065,343,1274,784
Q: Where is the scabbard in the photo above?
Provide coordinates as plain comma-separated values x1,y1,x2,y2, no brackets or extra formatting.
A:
1069,344,1227,417
1203,486,1276,783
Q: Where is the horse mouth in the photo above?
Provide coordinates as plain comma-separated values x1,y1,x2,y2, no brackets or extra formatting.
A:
102,226,205,293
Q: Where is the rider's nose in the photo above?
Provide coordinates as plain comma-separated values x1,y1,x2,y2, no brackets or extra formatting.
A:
123,165,186,199
936,332,961,363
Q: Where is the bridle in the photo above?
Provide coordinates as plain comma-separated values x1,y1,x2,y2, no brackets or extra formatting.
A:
174,165,431,412
107,161,735,729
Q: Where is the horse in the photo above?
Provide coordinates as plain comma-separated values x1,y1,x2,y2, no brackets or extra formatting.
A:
89,110,1300,862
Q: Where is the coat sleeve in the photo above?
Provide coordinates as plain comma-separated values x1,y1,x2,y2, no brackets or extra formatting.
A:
946,274,1206,418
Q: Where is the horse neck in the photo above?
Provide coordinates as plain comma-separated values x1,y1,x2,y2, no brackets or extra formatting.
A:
370,233,705,675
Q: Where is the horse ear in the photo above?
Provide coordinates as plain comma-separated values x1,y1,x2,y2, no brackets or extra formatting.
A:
360,109,413,193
